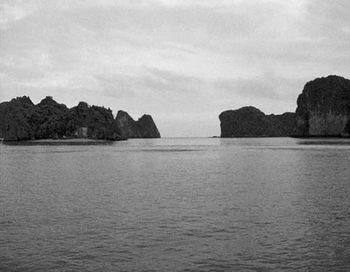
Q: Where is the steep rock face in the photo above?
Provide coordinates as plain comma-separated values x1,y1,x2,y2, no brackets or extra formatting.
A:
115,111,138,138
0,96,161,141
115,110,161,138
268,112,297,136
62,102,118,139
296,75,350,137
219,106,296,137
30,96,69,139
0,96,35,141
137,115,161,138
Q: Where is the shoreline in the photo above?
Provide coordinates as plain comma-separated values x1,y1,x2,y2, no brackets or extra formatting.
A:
1,138,126,145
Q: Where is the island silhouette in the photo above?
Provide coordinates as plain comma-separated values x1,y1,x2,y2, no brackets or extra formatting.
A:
0,96,160,141
219,75,350,138
1,75,350,141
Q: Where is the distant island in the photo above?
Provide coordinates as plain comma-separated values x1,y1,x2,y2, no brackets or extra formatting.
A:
2,75,349,141
220,75,350,138
0,96,161,141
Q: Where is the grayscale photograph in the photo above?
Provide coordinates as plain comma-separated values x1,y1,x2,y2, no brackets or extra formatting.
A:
1,0,350,271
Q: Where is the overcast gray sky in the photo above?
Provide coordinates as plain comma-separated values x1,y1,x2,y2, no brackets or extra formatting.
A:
1,0,349,136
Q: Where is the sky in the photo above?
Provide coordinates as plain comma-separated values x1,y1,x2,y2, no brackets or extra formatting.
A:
1,0,350,137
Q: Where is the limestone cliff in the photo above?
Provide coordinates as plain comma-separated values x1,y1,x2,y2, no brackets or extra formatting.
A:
31,96,69,139
62,101,118,140
115,110,161,138
0,96,35,141
0,96,161,141
296,75,350,137
219,107,296,137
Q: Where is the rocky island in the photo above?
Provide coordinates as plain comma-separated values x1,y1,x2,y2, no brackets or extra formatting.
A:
296,75,350,137
0,96,161,141
115,110,161,139
219,107,296,137
219,75,350,138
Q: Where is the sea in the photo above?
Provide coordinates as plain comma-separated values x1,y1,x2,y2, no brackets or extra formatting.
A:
1,137,350,271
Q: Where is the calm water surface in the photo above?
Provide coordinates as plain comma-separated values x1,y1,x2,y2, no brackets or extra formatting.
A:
1,138,350,271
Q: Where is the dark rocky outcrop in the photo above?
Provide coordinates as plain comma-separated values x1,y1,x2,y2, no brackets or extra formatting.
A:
219,106,296,137
115,110,161,139
296,75,350,137
62,101,118,140
219,75,350,138
0,96,35,141
30,96,69,139
0,96,161,141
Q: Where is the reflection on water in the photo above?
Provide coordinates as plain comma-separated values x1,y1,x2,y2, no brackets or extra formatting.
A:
1,138,350,271
2,140,115,146
297,139,350,145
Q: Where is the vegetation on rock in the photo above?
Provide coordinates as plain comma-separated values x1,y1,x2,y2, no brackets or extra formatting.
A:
0,96,160,141
296,75,350,137
219,107,296,137
219,75,350,138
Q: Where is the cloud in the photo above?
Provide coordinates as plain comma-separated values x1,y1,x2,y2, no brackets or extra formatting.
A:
214,73,299,101
0,2,33,29
1,0,350,136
